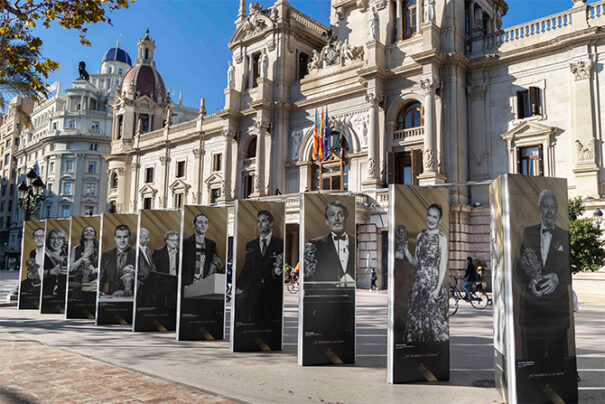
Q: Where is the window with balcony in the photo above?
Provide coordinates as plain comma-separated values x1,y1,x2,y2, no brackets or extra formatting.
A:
87,161,97,174
311,132,349,191
68,120,75,129
397,101,423,130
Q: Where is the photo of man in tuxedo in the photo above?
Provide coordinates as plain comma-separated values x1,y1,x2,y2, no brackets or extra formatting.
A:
515,189,571,361
22,227,45,292
235,210,284,328
99,224,136,297
181,213,221,287
305,200,355,285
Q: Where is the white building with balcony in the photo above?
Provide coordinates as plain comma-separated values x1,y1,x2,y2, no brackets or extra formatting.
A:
105,0,605,286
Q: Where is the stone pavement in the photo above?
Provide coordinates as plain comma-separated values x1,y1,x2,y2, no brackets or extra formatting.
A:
0,270,18,303
0,291,603,403
0,332,233,403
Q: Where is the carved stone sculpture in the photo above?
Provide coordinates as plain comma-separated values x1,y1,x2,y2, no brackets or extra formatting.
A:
424,0,436,23
78,61,89,81
369,7,379,41
227,61,235,89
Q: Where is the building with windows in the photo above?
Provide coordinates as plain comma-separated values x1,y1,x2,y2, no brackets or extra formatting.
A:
106,0,605,285
2,39,197,257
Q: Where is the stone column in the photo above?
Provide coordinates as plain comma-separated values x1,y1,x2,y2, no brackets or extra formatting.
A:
192,147,203,204
570,57,600,197
363,92,382,189
396,0,403,41
219,128,235,201
422,78,436,174
159,155,169,208
130,158,140,211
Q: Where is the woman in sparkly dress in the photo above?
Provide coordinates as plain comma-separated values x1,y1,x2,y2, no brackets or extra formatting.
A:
400,203,449,343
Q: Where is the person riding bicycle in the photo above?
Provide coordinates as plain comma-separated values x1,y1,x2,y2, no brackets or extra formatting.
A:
292,262,300,282
463,257,478,301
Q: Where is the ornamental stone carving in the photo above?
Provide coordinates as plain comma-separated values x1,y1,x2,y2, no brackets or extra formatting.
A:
421,78,437,95
424,148,436,170
575,139,595,162
254,174,260,191
424,0,436,23
307,36,364,72
221,180,231,197
570,59,594,81
367,157,377,176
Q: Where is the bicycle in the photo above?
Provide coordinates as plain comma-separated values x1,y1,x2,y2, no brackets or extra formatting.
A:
287,273,299,294
448,276,489,316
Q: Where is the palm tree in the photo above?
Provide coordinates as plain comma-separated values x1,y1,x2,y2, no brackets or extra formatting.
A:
0,25,44,125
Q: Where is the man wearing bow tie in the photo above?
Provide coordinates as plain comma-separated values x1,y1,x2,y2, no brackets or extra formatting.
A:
100,224,136,297
305,200,356,283
182,213,219,287
236,210,284,326
515,189,571,361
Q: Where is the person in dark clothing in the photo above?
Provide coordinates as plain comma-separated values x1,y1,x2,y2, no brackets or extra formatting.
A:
463,256,477,300
370,269,377,291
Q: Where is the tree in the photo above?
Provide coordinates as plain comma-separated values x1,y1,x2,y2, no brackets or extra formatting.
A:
1,0,131,106
568,197,605,273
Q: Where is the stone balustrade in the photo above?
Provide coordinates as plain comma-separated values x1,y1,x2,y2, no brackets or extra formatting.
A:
393,127,424,142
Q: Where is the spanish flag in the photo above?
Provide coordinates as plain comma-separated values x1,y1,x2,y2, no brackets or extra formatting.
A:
312,109,319,161
319,109,325,161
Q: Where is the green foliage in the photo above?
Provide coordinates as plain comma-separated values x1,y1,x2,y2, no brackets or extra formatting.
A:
568,197,605,273
1,0,131,105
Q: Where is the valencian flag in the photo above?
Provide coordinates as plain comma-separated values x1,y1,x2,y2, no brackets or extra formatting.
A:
312,109,319,161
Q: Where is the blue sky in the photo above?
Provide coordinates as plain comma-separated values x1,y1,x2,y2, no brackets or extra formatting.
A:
31,0,580,114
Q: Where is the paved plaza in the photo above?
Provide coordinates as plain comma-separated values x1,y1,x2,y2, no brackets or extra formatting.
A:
0,273,603,403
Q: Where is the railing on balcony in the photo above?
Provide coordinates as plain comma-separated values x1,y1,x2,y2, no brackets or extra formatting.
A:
393,127,424,142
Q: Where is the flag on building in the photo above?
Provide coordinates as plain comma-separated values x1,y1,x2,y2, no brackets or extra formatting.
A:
312,109,319,161
323,106,330,157
319,109,325,161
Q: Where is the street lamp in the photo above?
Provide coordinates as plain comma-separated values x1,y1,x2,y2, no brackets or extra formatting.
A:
17,168,46,221
593,207,603,226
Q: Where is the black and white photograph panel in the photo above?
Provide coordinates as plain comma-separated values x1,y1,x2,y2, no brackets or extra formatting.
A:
18,221,46,310
388,185,449,383
133,209,181,332
232,200,284,352
96,213,138,325
66,216,100,319
40,218,70,314
177,205,228,341
300,193,355,366
507,175,577,403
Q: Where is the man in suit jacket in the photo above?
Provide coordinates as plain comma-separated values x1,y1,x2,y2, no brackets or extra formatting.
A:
100,224,136,296
305,200,355,283
181,213,219,287
236,210,284,326
153,231,180,276
21,228,45,292
515,189,571,361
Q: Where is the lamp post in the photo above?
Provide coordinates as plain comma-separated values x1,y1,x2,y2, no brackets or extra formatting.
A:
593,207,603,227
17,168,46,221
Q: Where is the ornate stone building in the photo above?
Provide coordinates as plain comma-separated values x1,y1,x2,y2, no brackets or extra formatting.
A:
105,0,605,286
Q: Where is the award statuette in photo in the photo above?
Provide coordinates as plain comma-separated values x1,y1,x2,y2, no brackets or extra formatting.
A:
299,193,356,366
177,205,228,341
490,174,578,403
231,200,285,352
133,209,181,332
18,220,46,310
387,185,450,383
96,213,138,325
66,216,101,319
40,218,71,314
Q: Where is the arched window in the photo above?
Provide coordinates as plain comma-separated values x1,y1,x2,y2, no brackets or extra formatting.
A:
110,172,118,189
311,131,349,191
404,0,418,39
247,136,257,158
396,101,424,130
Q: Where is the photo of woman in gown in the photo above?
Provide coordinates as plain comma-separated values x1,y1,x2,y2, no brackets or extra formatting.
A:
43,229,68,297
399,203,449,343
69,226,99,300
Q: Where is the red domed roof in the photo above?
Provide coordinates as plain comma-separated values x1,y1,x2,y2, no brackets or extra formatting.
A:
121,64,167,102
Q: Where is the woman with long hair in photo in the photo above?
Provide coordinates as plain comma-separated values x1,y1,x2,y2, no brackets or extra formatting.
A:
43,229,68,297
400,203,449,342
69,226,99,299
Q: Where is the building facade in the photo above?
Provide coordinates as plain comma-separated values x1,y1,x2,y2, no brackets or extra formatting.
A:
105,0,605,286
